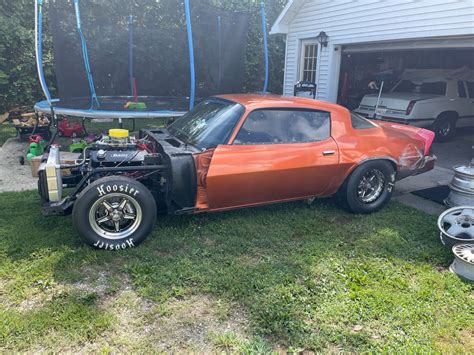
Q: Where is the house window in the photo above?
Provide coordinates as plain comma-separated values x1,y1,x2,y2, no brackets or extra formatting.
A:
300,40,318,83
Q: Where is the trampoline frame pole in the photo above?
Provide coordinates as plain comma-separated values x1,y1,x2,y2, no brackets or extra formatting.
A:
217,16,222,94
35,0,52,104
128,14,134,97
261,2,269,94
73,0,100,109
184,0,195,110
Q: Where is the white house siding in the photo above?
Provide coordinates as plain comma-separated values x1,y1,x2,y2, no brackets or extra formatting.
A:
281,0,474,101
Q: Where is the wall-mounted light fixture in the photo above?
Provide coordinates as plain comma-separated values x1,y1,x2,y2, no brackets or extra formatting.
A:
316,31,328,48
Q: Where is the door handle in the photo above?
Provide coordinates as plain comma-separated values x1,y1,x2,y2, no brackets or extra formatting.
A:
322,150,336,156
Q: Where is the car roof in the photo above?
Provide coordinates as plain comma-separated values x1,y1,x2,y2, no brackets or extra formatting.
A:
214,93,344,112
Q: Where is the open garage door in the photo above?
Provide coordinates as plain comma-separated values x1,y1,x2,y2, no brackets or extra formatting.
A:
337,36,474,110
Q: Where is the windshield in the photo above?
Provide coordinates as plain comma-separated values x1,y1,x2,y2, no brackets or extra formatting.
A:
391,80,446,95
168,99,244,149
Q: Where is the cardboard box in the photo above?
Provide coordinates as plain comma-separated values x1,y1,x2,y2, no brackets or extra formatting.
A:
31,152,81,178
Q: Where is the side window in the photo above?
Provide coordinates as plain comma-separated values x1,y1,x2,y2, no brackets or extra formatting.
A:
234,109,330,145
466,81,474,99
458,81,467,98
351,112,375,129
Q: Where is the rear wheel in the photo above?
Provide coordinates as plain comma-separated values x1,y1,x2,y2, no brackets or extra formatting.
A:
336,161,395,214
72,176,157,250
432,114,457,142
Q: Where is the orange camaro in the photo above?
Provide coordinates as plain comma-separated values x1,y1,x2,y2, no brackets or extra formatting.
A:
38,94,436,250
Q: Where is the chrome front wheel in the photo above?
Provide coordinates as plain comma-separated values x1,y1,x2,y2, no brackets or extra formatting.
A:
89,193,143,240
73,176,157,250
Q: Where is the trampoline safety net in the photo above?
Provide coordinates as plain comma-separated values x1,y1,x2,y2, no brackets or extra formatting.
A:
48,0,255,114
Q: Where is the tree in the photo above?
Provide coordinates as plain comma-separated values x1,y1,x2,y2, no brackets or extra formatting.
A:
0,1,55,112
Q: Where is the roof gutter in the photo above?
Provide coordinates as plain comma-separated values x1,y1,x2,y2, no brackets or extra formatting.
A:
270,0,305,35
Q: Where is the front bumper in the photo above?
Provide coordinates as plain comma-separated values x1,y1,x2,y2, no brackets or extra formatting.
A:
38,169,74,215
41,198,74,216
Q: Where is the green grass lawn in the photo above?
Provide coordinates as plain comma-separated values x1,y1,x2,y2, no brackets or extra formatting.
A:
0,191,472,352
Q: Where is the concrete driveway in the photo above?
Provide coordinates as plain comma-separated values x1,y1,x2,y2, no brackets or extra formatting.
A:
0,137,38,192
394,126,473,215
433,126,473,169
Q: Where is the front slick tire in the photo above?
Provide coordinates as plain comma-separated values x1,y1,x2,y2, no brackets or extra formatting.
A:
337,161,395,214
73,176,157,250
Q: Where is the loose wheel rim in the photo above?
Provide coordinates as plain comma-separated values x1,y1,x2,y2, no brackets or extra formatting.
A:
438,206,474,241
88,193,143,240
357,168,385,203
450,244,474,281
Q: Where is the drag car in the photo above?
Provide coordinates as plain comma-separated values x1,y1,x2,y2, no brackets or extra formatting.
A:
37,94,436,250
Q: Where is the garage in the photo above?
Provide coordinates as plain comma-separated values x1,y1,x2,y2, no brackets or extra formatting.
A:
337,37,474,110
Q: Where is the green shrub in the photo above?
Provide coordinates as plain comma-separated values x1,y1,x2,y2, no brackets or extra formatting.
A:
0,1,55,113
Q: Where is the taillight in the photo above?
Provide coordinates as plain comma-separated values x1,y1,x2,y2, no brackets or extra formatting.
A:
406,100,416,115
416,128,435,156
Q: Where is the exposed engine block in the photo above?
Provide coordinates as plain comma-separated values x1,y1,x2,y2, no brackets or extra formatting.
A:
89,148,148,168
86,129,154,168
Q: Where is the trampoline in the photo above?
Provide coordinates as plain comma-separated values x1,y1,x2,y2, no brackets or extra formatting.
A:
35,97,191,119
34,0,270,120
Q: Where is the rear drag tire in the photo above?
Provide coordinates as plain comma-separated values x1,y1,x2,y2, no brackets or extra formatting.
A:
336,161,395,214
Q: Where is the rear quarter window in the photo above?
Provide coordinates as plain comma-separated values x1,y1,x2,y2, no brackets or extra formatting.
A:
351,112,376,129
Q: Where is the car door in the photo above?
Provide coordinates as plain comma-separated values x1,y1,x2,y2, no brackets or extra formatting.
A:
205,108,340,210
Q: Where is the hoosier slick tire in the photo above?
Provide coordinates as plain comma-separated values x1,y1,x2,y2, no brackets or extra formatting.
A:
72,176,157,250
336,161,395,214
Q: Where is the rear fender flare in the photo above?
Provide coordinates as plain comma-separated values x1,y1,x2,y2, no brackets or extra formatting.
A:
352,157,398,174
340,157,398,192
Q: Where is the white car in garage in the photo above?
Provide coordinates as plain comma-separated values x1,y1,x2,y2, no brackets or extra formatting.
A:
354,67,474,141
